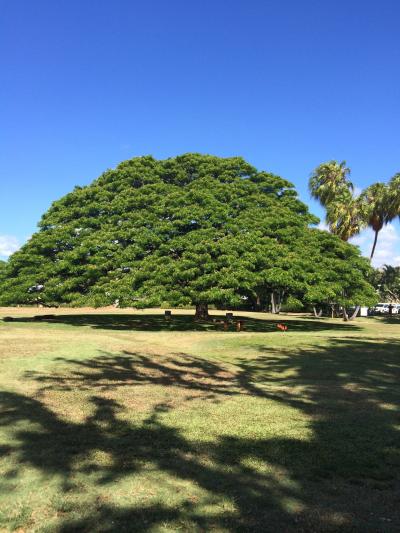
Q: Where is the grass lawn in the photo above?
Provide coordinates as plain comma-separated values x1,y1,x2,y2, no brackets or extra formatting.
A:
0,308,399,532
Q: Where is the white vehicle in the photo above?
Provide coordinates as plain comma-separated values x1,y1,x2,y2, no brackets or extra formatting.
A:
373,303,400,314
374,303,390,314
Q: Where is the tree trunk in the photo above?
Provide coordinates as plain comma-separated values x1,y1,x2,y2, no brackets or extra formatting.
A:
342,307,349,321
349,305,360,321
195,303,209,320
313,306,323,317
271,293,276,314
330,304,335,318
275,290,285,313
370,230,380,260
256,294,261,311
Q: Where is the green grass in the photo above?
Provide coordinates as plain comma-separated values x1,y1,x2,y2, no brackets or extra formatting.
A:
0,308,399,532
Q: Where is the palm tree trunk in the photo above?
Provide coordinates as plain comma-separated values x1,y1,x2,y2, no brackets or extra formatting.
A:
370,230,380,260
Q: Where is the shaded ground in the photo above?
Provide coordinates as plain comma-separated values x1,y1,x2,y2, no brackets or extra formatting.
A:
3,311,361,332
0,309,399,532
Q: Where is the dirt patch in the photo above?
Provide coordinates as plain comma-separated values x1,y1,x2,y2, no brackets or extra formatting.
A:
0,331,64,358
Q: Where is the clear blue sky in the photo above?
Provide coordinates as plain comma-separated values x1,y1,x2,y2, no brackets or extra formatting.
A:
1,0,399,265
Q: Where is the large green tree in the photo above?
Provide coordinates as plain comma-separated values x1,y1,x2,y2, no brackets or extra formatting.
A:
0,154,375,318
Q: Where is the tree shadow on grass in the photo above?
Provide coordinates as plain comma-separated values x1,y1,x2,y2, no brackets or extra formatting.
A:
3,312,361,333
25,351,240,397
238,338,400,482
1,338,399,531
0,393,301,531
375,315,400,325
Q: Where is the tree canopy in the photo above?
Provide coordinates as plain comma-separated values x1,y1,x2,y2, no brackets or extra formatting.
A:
0,154,376,315
0,260,6,280
371,265,400,302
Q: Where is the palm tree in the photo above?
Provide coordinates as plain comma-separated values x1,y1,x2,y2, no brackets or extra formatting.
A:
310,164,400,320
359,182,394,260
309,160,353,206
388,172,400,219
325,194,365,241
310,161,366,321
310,161,364,241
